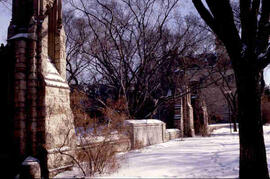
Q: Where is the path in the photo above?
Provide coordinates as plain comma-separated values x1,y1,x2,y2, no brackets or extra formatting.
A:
102,127,240,178
56,125,270,178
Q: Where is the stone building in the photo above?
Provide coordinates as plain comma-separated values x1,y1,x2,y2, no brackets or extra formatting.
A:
157,51,236,135
1,0,75,177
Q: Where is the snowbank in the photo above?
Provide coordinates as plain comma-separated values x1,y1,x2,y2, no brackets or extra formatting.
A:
55,125,270,178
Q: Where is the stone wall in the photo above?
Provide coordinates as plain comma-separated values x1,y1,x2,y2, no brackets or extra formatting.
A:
125,120,166,148
165,129,181,142
43,75,76,171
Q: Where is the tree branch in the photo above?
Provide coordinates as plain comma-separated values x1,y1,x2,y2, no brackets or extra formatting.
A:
192,0,217,32
257,0,270,54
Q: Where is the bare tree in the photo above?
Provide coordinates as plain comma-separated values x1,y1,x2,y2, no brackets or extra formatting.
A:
192,0,270,178
64,0,212,118
205,50,238,131
0,0,11,9
63,10,95,86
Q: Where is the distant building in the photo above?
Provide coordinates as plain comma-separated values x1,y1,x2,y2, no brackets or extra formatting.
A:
158,51,237,131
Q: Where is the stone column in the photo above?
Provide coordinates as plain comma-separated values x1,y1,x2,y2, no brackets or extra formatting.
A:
14,39,27,155
182,87,195,137
201,102,209,133
27,18,38,155
54,0,66,79
174,98,184,137
54,27,66,79
193,98,209,135
20,156,41,179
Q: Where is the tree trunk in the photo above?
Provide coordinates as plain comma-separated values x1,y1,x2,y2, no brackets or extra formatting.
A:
232,113,237,132
236,69,269,178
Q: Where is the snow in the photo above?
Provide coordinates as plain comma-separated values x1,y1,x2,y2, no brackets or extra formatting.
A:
47,146,71,154
125,119,165,124
241,43,247,58
259,52,267,59
46,58,60,74
166,129,180,133
22,156,40,165
55,125,270,178
264,65,270,87
44,58,69,88
77,133,122,146
8,33,30,40
100,127,240,178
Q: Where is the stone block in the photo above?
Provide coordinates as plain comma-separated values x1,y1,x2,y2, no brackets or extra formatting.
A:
15,40,27,49
15,80,27,90
15,72,26,80
14,110,26,120
28,83,37,90
54,52,60,59
14,120,26,130
28,65,37,73
13,130,26,145
29,110,37,118
15,55,26,62
15,91,26,102
17,47,26,54
45,87,59,96
36,123,45,132
125,119,166,148
15,102,25,108
15,63,27,71
165,129,181,141
20,156,41,179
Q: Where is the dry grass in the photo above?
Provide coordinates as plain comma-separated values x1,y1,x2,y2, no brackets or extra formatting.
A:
69,90,129,177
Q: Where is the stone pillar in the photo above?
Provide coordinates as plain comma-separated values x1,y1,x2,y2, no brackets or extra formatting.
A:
7,0,75,177
174,99,184,137
193,99,209,136
201,101,209,132
54,27,66,79
20,156,41,179
182,87,195,137
190,79,209,136
14,39,28,155
27,17,38,155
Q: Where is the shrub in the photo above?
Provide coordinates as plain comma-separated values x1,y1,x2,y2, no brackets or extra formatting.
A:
68,90,129,177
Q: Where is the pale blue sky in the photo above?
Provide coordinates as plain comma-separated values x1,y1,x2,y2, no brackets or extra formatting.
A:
1,0,194,44
0,1,11,44
0,0,269,85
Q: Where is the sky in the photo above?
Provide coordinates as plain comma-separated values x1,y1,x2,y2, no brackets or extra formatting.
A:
0,1,11,44
0,0,269,85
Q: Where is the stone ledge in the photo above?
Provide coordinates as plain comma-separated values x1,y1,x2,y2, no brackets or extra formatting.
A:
49,164,74,178
165,129,181,142
125,119,166,148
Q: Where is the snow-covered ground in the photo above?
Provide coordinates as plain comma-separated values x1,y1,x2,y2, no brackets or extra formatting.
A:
55,125,270,178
